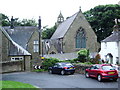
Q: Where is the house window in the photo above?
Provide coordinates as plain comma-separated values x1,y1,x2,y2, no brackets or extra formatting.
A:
76,28,86,48
33,40,39,52
11,57,23,61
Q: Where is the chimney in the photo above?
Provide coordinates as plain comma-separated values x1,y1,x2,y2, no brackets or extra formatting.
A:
10,16,14,29
113,19,120,32
38,16,41,30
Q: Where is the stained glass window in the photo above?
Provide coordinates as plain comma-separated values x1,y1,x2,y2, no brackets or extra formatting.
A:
76,28,86,48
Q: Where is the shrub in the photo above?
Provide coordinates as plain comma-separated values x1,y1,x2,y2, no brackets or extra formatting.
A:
59,59,76,63
77,49,89,63
42,57,59,70
93,54,101,64
72,58,78,61
84,62,93,65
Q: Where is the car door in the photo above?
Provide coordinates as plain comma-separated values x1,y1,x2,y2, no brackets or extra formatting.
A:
89,65,97,77
52,64,59,73
56,64,63,73
93,65,100,77
52,64,62,73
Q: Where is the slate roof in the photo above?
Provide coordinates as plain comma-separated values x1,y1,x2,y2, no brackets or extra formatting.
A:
0,27,31,55
102,31,120,42
3,26,38,49
51,12,78,39
44,52,78,60
44,52,98,60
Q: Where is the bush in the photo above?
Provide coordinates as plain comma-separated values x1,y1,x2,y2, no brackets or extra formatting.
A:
93,54,101,64
42,57,59,70
77,49,89,63
84,62,93,65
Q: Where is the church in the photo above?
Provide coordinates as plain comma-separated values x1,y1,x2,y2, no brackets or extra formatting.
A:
43,8,99,56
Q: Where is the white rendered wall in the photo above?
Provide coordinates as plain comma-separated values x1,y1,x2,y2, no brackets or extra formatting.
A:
118,42,120,64
99,42,118,64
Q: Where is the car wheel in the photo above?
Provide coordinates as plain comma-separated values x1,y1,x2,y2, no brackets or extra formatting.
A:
97,75,102,82
71,72,74,75
49,70,53,74
85,72,89,78
113,78,118,82
61,70,65,75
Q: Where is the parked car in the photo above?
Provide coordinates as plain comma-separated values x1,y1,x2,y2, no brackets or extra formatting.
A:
85,64,119,82
48,62,75,75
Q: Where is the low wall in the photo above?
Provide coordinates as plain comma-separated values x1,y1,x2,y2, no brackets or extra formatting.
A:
1,60,24,73
74,64,91,74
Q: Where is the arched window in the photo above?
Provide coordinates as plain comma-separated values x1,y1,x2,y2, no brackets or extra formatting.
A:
76,28,86,48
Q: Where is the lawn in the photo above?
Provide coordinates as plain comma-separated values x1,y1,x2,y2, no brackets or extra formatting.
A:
0,80,38,89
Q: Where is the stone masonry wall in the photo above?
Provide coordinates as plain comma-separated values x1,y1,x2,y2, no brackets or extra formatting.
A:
63,11,98,53
2,31,9,61
74,64,91,74
2,60,24,73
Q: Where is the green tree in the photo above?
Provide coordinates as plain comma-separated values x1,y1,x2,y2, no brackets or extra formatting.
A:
19,19,37,26
42,25,57,39
0,13,10,26
84,4,120,42
0,13,37,26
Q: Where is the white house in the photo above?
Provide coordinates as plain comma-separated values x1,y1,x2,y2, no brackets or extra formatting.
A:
99,25,120,64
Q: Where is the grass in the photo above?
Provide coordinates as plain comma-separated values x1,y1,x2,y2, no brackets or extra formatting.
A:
0,81,38,89
33,69,46,72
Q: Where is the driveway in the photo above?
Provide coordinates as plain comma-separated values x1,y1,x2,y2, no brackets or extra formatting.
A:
2,72,119,89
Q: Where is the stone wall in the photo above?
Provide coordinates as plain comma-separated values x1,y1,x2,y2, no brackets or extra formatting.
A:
74,64,91,74
2,60,24,73
1,55,31,73
2,30,9,62
27,30,41,65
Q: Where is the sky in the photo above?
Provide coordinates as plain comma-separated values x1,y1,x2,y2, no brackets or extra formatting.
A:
0,0,120,27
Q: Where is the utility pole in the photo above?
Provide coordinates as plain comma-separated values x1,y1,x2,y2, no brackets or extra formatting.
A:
38,16,44,60
38,16,41,55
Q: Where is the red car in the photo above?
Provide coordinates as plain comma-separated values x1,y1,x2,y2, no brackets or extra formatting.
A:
85,64,119,82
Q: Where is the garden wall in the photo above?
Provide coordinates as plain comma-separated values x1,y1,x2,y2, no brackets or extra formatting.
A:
74,64,91,74
1,60,24,73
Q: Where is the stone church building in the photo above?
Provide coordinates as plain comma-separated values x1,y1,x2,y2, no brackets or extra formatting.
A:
43,9,99,55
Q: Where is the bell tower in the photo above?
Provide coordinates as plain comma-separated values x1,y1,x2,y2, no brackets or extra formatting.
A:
56,11,64,26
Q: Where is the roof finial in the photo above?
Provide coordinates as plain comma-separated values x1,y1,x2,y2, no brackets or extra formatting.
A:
79,6,81,11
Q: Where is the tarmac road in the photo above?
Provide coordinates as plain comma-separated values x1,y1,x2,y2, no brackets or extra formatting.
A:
1,72,119,89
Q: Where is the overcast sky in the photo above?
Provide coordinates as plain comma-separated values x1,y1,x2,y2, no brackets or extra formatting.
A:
0,0,119,27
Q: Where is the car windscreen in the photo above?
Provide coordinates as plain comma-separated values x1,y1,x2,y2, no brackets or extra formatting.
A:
102,66,115,70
